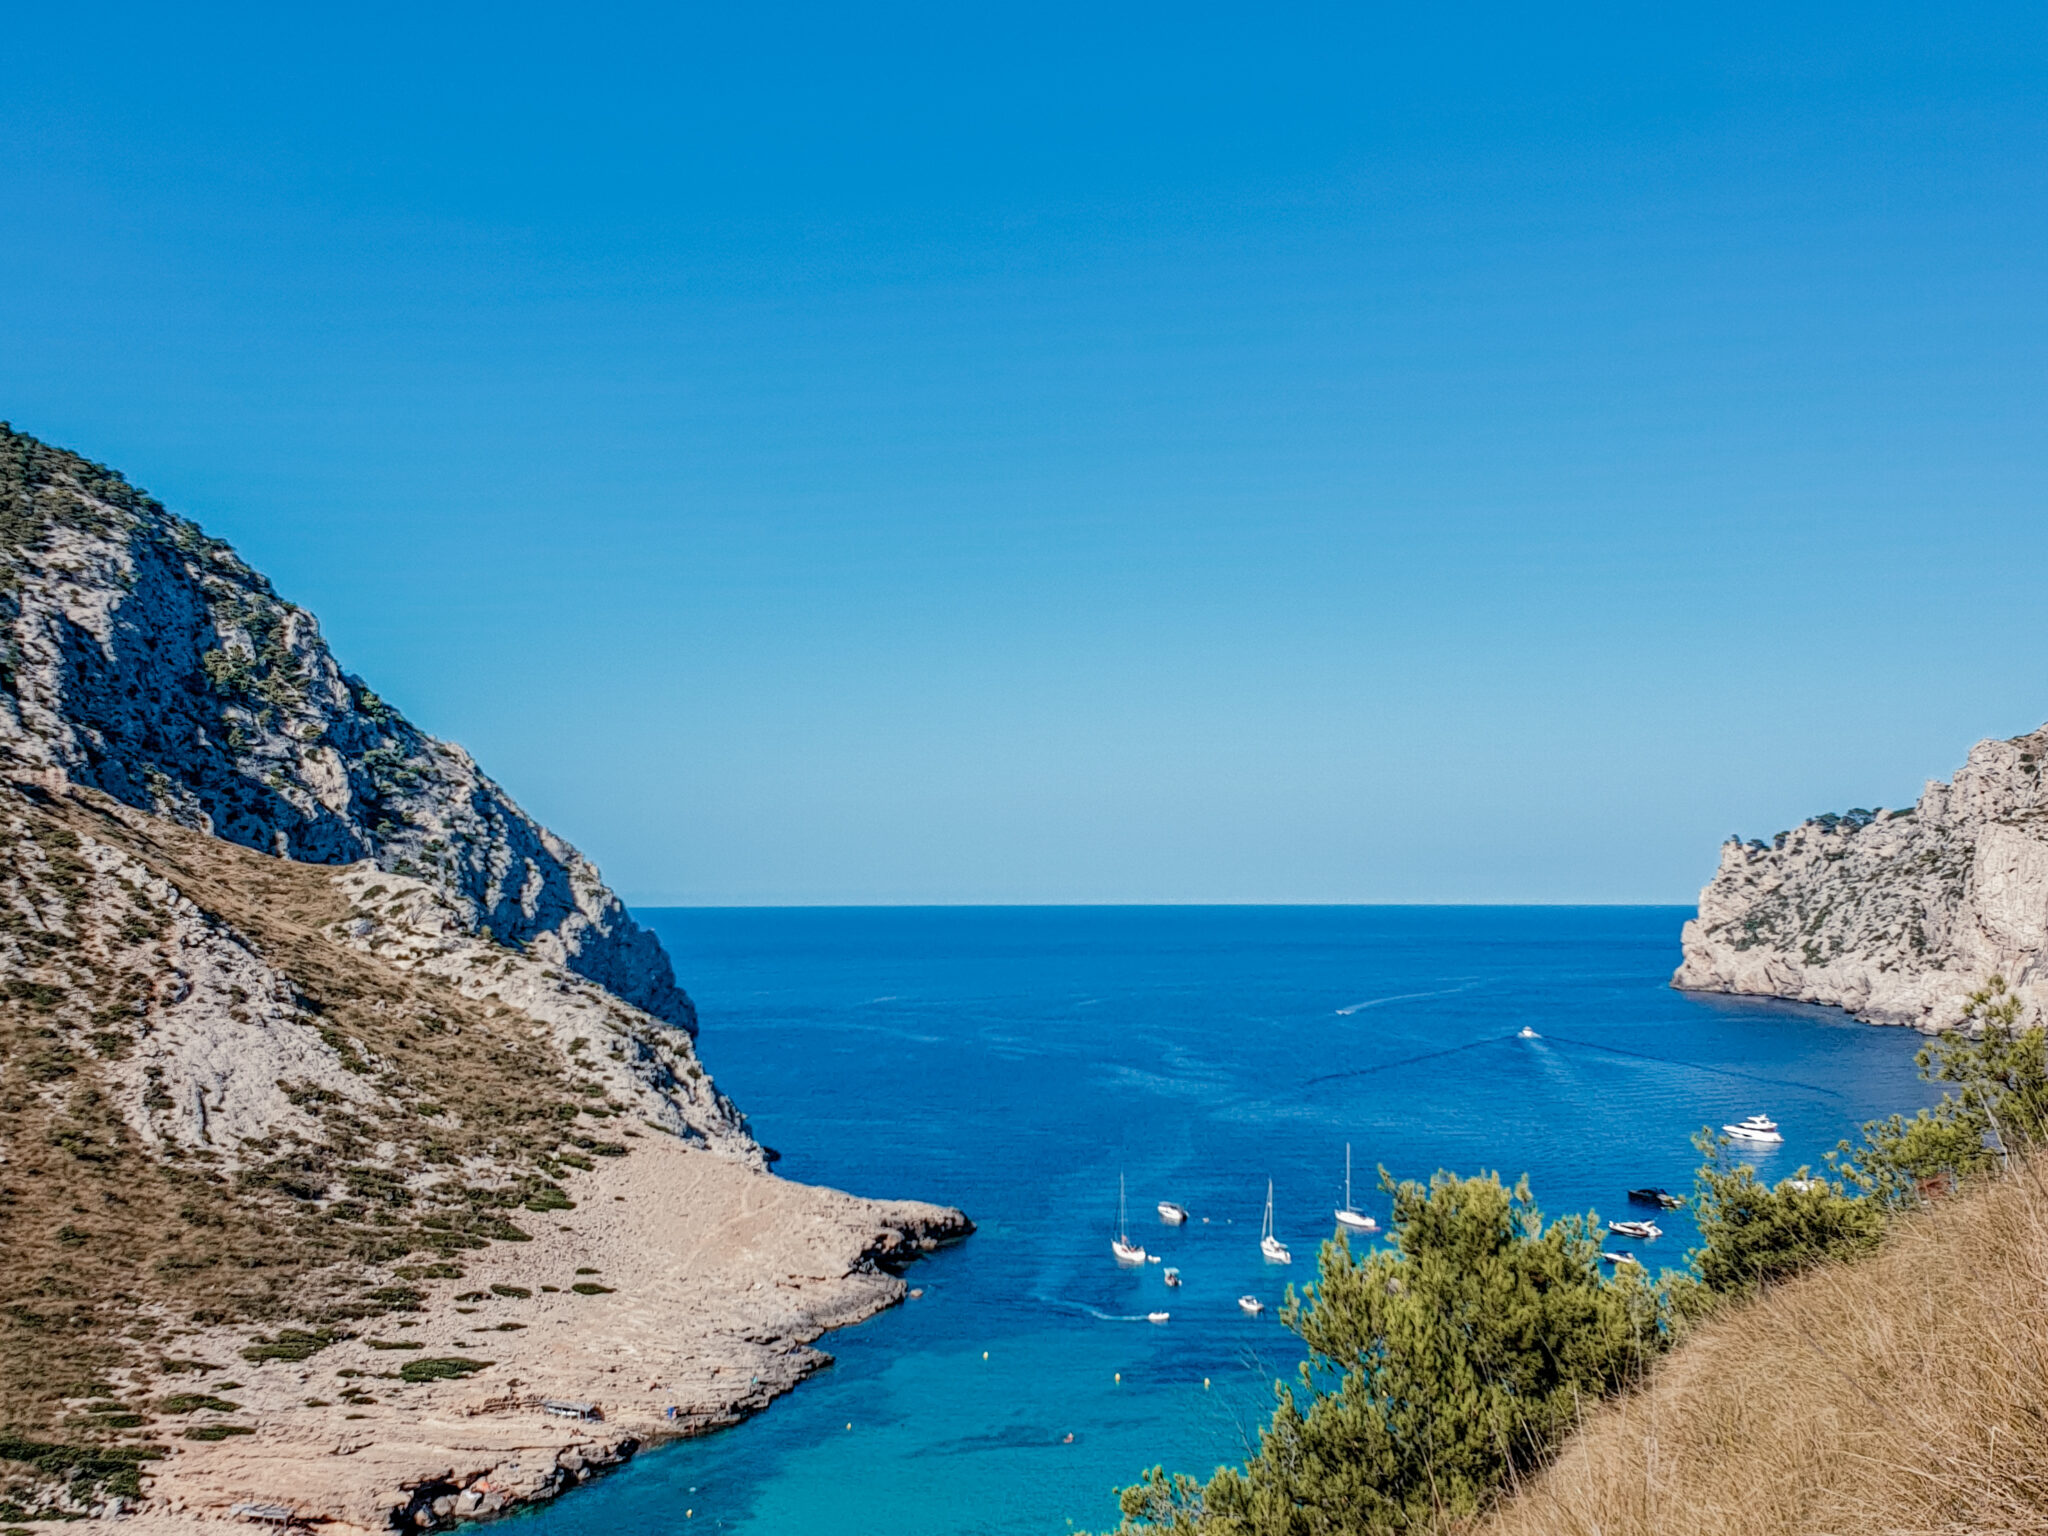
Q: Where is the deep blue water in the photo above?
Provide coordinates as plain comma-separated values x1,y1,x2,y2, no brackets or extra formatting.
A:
517,906,1930,1536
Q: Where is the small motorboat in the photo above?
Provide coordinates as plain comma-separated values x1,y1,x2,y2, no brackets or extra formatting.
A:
1163,1267,1181,1288
1237,1295,1265,1315
1147,1254,1161,1264
1157,1201,1189,1225
1723,1113,1784,1144
1334,1143,1379,1233
1517,1026,1540,1039
1608,1220,1661,1241
1601,1250,1641,1267
1111,1173,1148,1266
1627,1187,1684,1210
1146,1311,1170,1324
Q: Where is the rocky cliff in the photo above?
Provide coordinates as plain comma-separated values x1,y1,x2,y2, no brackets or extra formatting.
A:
0,425,968,1528
0,424,691,1029
1675,722,2048,1031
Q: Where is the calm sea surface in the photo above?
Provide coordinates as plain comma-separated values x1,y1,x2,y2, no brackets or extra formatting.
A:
514,906,1930,1536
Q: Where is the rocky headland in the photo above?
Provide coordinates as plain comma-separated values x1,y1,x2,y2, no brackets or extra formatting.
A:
0,425,969,1530
1675,722,2048,1031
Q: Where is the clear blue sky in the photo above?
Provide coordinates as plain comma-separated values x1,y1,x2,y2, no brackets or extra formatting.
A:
3,4,2045,904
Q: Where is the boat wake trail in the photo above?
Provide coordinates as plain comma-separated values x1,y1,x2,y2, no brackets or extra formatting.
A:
1304,1032,1516,1086
1538,1032,1848,1101
1335,984,1475,1016
1043,1300,1166,1324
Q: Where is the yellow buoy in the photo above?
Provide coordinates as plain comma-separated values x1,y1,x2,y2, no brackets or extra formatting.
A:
982,1351,989,1360
1204,1378,1211,1389
846,1422,852,1430
1114,1373,1121,1383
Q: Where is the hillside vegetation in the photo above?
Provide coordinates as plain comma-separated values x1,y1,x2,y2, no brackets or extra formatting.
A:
1480,1157,2048,1535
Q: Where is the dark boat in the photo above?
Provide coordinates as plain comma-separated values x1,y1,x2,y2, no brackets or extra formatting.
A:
1627,1187,1683,1209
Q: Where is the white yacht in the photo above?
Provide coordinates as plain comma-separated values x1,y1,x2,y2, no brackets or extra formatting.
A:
1723,1113,1784,1145
1111,1173,1148,1265
1334,1144,1378,1233
1607,1219,1661,1241
1238,1294,1265,1315
1260,1179,1292,1264
1157,1201,1189,1225
1601,1250,1641,1267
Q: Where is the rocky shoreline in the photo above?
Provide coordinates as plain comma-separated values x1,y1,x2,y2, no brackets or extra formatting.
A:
129,1136,970,1533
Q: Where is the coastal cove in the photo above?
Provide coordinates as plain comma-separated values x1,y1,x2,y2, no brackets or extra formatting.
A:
513,906,1934,1536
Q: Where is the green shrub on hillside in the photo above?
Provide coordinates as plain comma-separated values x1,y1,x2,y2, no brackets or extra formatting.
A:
1679,1138,1884,1304
1833,976,2048,1202
1105,1172,1663,1535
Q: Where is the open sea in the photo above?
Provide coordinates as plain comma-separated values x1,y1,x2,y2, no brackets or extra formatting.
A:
513,906,1932,1536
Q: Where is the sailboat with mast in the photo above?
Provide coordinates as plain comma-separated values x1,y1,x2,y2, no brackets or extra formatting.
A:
1112,1172,1148,1265
1334,1143,1378,1233
1259,1179,1291,1264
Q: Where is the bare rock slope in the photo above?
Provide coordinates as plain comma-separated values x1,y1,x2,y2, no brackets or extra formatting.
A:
0,426,968,1528
1675,722,2048,1030
0,424,689,1027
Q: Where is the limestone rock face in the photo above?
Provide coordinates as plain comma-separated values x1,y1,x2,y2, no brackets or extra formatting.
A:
1675,723,2048,1031
0,424,694,1030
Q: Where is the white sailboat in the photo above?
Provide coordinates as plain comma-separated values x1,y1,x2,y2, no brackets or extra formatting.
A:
1111,1172,1148,1265
1260,1179,1291,1264
1334,1144,1378,1233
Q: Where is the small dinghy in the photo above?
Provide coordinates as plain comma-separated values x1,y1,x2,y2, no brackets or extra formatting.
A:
1259,1180,1292,1264
1517,1026,1540,1039
1627,1187,1683,1209
1163,1267,1181,1288
1601,1250,1641,1267
1607,1219,1661,1241
1238,1295,1265,1315
1723,1113,1784,1145
1111,1173,1148,1266
1146,1311,1170,1324
1334,1144,1378,1233
1157,1201,1189,1225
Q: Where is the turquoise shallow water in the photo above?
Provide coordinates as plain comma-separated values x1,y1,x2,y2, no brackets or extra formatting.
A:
512,906,1931,1536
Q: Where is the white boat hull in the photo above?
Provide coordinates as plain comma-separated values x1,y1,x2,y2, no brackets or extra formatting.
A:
1112,1240,1148,1265
1261,1235,1291,1264
1157,1202,1188,1224
1238,1295,1264,1314
1723,1126,1784,1144
1334,1208,1377,1232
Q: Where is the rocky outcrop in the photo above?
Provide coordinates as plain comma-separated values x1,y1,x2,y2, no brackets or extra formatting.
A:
0,425,971,1529
1675,722,2048,1031
0,425,692,1029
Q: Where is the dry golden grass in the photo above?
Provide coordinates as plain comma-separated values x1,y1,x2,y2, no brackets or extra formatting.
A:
1479,1160,2048,1536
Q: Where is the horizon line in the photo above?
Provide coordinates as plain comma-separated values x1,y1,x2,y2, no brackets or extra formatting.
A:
626,898,1702,911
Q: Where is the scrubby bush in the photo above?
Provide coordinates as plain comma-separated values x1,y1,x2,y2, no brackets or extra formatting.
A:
1679,1138,1883,1304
